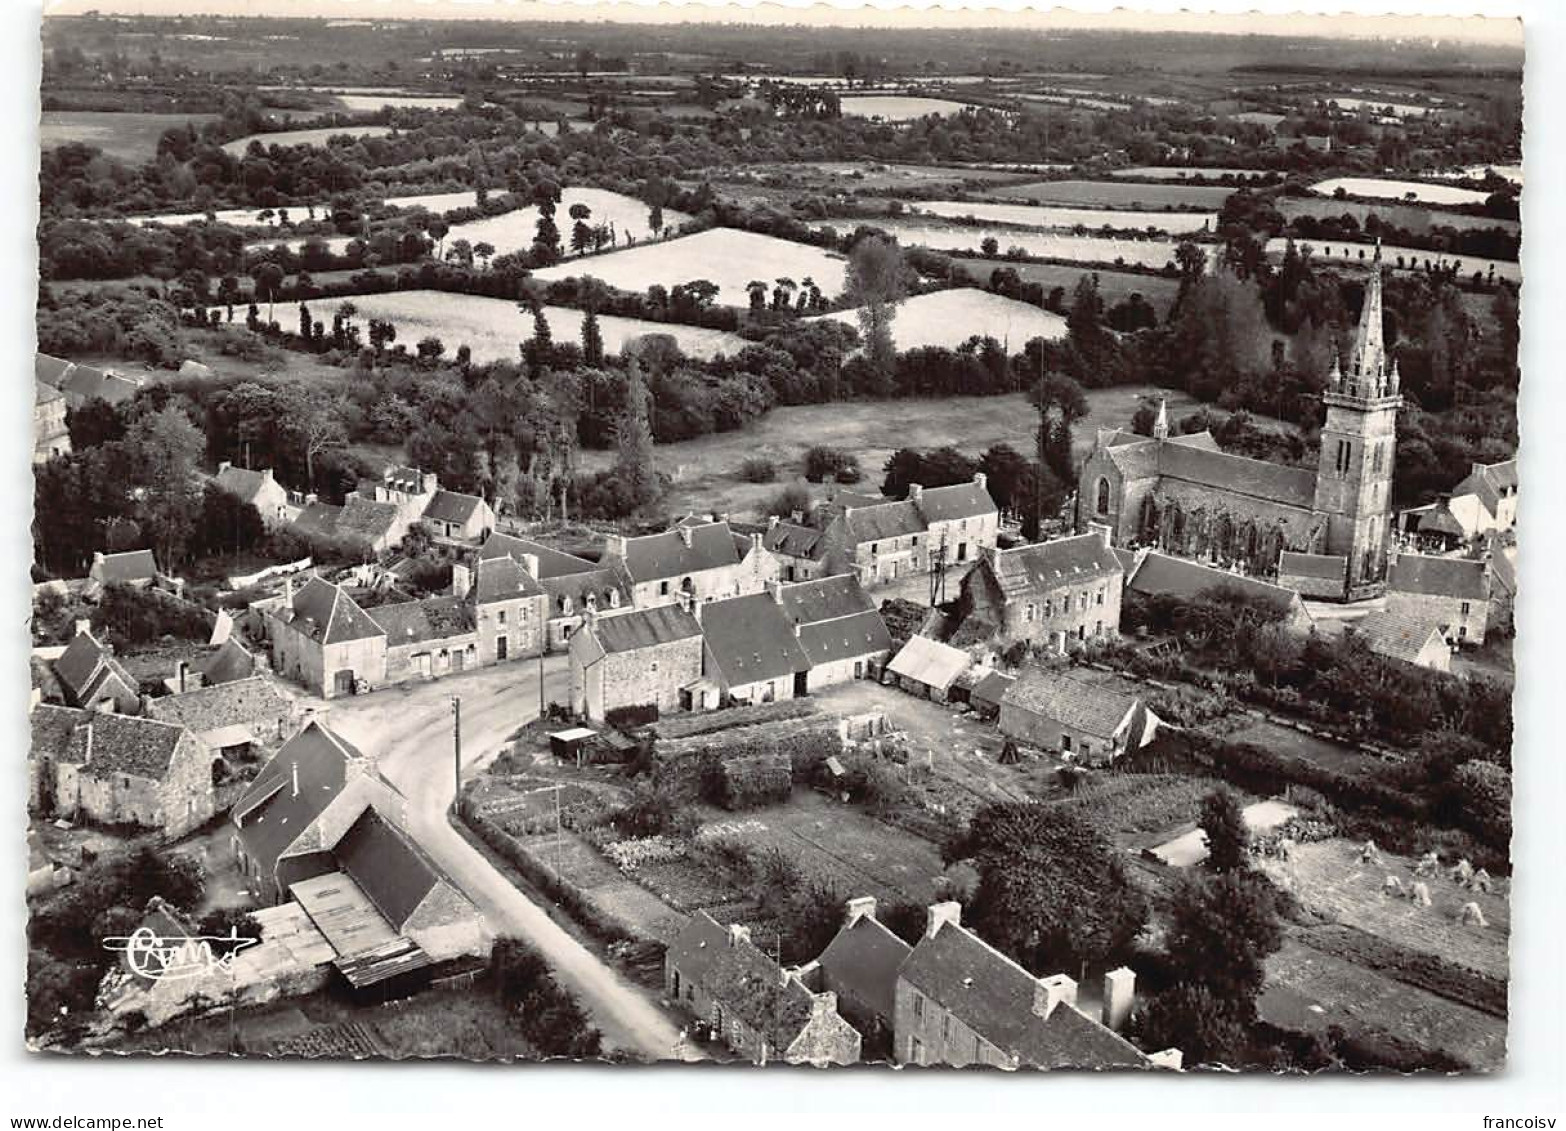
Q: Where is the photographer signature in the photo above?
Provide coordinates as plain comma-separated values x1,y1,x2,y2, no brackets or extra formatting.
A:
102,927,259,981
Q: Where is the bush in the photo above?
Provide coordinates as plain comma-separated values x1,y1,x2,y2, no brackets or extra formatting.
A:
738,457,778,483
605,703,659,729
803,445,859,484
704,752,793,810
489,937,603,1058
763,483,813,520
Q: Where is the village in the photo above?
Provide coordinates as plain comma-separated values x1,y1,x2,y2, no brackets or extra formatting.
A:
23,7,1523,1081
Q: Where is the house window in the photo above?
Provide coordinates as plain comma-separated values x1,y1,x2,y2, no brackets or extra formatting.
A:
1460,601,1471,615
497,610,507,625
913,992,924,1020
1023,604,1035,623
1095,620,1104,636
1062,735,1072,752
1078,592,1088,612
659,581,669,596
651,661,659,673
911,1036,924,1063
1081,741,1093,757
942,1013,952,1042
1043,598,1053,618
1096,477,1111,515
1459,625,1468,639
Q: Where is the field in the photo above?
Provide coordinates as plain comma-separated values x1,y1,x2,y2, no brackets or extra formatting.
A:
1111,166,1278,181
837,218,1191,269
986,178,1236,209
807,287,1068,352
1309,176,1491,207
909,199,1216,235
1278,196,1521,235
141,190,485,230
531,227,849,306
1263,237,1519,283
332,93,464,112
300,290,748,363
949,258,1181,314
839,95,976,120
1225,717,1383,775
40,110,219,163
712,160,1030,190
221,125,394,155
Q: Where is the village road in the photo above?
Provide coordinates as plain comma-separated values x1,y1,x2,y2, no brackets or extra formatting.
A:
311,657,700,1062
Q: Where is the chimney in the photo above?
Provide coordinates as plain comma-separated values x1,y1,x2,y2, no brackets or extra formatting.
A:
261,468,274,483
603,534,627,560
284,576,295,607
80,721,94,764
750,532,762,555
1033,974,1077,1020
74,618,92,638
908,483,923,502
678,525,693,548
451,562,472,599
304,492,318,506
1101,967,1135,1031
844,896,877,927
93,551,105,565
291,760,299,798
1087,521,1113,549
519,553,540,579
727,923,751,948
973,471,988,492
177,660,188,694
218,460,232,474
768,515,780,530
790,509,804,524
768,579,784,605
924,901,961,940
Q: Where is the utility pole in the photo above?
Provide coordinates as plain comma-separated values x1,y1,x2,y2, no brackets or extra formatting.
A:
928,529,949,607
451,695,462,799
538,636,547,721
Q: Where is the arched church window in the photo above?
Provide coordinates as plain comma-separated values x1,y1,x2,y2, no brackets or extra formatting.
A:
1095,478,1111,515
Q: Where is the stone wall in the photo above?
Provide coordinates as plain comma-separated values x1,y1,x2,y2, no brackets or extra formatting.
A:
597,635,705,719
893,977,1013,1068
1386,590,1490,645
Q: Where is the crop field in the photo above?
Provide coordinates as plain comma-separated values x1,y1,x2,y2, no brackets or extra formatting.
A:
1111,166,1279,181
332,93,465,112
1225,717,1382,775
1053,773,1241,842
301,291,748,363
698,160,1031,192
987,178,1237,209
1309,176,1491,207
949,258,1181,313
139,190,486,230
1263,237,1519,283
531,226,849,306
807,287,1068,352
1277,196,1520,235
1257,839,1510,981
40,110,220,163
222,125,394,155
837,218,1192,269
839,95,976,120
909,199,1217,234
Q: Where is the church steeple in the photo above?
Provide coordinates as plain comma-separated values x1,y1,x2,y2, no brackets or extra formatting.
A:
1347,240,1388,393
1152,397,1169,441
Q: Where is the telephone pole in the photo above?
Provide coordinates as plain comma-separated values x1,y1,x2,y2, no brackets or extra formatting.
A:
451,695,462,798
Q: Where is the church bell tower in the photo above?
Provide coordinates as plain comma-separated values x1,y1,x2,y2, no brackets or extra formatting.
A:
1312,243,1401,599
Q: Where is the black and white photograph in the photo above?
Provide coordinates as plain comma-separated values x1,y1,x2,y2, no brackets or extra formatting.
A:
8,0,1557,1114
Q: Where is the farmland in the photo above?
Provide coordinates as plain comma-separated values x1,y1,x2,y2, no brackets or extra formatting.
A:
986,178,1236,209
221,125,394,155
331,92,465,112
40,110,220,163
1309,176,1492,207
909,199,1216,234
808,287,1068,352
140,190,487,230
839,218,1191,268
839,95,976,120
1225,717,1383,775
948,258,1181,314
531,227,849,306
299,291,748,363
1111,166,1278,181
1278,196,1521,235
1263,237,1520,283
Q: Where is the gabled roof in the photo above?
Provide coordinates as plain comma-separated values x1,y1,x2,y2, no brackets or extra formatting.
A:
36,353,74,387
692,921,821,1050
35,379,63,406
763,521,827,561
970,669,1016,711
53,629,138,708
1490,547,1517,597
291,500,343,539
1278,550,1347,582
471,555,545,605
30,703,91,765
1416,504,1469,539
214,465,277,505
1388,554,1490,601
816,914,911,1023
369,595,475,646
900,918,1146,1070
798,611,893,666
1156,441,1317,509
281,577,387,645
383,465,432,494
887,635,970,691
478,531,600,577
666,910,732,988
334,807,440,929
914,480,997,523
1453,459,1517,513
145,675,294,736
61,364,142,406
92,549,158,585
1001,667,1140,740
983,534,1122,599
201,638,257,685
842,499,925,544
613,522,742,583
423,489,487,527
591,603,702,654
337,495,401,544
1356,608,1448,666
777,574,876,625
700,592,812,686
1128,552,1309,621
32,705,193,782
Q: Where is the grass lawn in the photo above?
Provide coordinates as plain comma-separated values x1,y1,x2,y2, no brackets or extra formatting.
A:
949,257,1182,315
985,179,1236,209
40,111,220,163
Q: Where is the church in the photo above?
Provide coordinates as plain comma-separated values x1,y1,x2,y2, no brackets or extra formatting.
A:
1076,246,1400,603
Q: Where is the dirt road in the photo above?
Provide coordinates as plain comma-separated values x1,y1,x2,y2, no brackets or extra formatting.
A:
313,657,699,1062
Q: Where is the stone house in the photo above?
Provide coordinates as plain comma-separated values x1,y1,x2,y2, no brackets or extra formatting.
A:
215,463,291,528
466,554,549,664
144,675,298,759
423,488,495,544
36,352,143,410
267,577,389,698
602,519,773,608
762,517,830,583
814,897,912,1060
1125,550,1317,635
998,667,1159,764
955,529,1124,651
370,595,479,683
52,624,141,715
814,475,1000,588
1386,553,1491,646
569,603,704,722
477,532,631,653
1352,609,1452,674
664,911,861,1066
893,902,1150,1070
1400,459,1520,545
699,590,812,706
775,574,893,689
30,703,216,837
34,379,70,463
87,549,161,594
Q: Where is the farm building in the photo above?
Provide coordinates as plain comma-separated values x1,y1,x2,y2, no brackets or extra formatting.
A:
569,603,705,722
955,529,1123,651
998,666,1159,764
267,577,389,698
214,462,291,529
775,574,893,689
51,623,140,714
144,675,298,759
86,549,162,595
664,912,861,1066
477,531,632,652
1352,608,1452,673
698,590,812,706
1385,553,1491,646
371,596,479,683
813,896,912,1059
886,636,971,701
966,669,1016,719
1125,550,1316,634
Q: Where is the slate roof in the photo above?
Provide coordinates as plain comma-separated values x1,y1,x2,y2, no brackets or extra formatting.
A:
214,465,274,505
1490,547,1518,598
92,549,158,585
984,534,1122,599
763,521,828,561
201,638,257,685
471,555,545,605
665,909,732,988
777,574,877,625
970,669,1016,712
1388,554,1490,601
424,489,486,527
36,353,74,387
887,636,970,691
1278,550,1348,582
540,567,631,617
816,914,912,1023
616,522,741,582
32,705,193,782
144,676,294,736
592,603,702,654
61,364,142,406
915,480,997,523
36,379,63,406
1156,441,1317,509
370,596,475,646
900,918,1147,1070
335,807,440,929
478,532,600,577
842,499,925,544
53,629,138,708
701,930,819,1049
291,500,343,539
30,703,90,764
1128,552,1307,619
1001,667,1140,740
383,465,431,494
700,593,812,686
1356,609,1447,666
1453,459,1517,514
797,611,893,666
281,577,387,645
337,495,401,545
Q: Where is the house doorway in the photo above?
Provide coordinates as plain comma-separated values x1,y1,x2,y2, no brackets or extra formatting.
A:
793,671,808,697
497,636,509,661
333,669,356,696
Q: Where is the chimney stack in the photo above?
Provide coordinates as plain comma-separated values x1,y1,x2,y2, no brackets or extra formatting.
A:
261,468,274,483
284,576,295,607
451,562,472,600
768,515,780,530
74,618,92,638
218,460,232,474
844,896,877,927
177,660,188,695
1033,973,1077,1020
291,760,299,798
678,525,693,548
727,923,750,949
924,901,961,940
1087,521,1113,549
908,483,924,502
519,553,540,579
93,551,105,565
603,533,627,560
973,471,988,492
1101,967,1135,1032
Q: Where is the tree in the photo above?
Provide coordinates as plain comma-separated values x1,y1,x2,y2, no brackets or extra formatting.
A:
568,203,593,256
1136,983,1250,1067
1164,870,1285,1017
474,240,496,270
249,260,285,326
580,308,604,366
426,217,450,259
1199,787,1249,873
614,362,659,511
846,235,907,386
648,202,664,239
124,406,205,568
278,384,347,489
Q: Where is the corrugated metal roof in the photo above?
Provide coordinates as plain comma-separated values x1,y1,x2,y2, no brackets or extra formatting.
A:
887,636,970,690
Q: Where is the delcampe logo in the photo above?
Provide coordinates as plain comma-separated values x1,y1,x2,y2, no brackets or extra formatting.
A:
102,927,260,981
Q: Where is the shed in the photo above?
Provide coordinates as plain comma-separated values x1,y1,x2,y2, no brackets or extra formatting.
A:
885,636,971,702
549,726,598,764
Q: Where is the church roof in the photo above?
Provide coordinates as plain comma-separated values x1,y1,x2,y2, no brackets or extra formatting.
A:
1156,442,1317,510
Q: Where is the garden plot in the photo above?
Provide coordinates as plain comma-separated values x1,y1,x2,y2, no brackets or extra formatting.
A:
988,179,1236,209
1225,717,1382,775
1309,176,1491,207
807,287,1067,352
222,125,394,156
840,218,1191,269
839,95,976,120
909,200,1216,235
302,291,747,363
1263,237,1519,283
532,227,849,306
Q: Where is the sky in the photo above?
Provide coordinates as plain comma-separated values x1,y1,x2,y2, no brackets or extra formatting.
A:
38,0,1524,48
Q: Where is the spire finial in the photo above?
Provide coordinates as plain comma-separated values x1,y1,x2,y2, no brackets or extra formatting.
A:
1152,396,1169,441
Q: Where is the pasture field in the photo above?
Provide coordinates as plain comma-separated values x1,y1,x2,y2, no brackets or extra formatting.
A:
700,160,1031,192
1225,717,1383,775
909,199,1216,234
987,178,1236,209
1309,176,1491,207
531,227,849,306
299,290,747,363
332,93,464,112
138,189,487,229
1278,196,1520,235
836,217,1191,269
1112,166,1279,181
839,95,976,120
40,110,220,163
948,258,1181,313
222,125,394,155
807,287,1068,352
1263,237,1519,283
